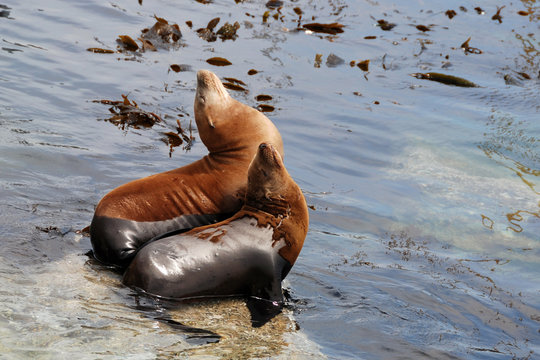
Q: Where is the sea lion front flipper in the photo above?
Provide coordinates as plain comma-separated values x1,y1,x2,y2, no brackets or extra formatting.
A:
246,275,284,327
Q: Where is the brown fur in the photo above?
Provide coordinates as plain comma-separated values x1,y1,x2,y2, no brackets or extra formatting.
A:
94,70,283,222
190,143,309,266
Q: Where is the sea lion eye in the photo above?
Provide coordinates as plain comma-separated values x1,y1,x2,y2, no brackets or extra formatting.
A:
261,169,268,177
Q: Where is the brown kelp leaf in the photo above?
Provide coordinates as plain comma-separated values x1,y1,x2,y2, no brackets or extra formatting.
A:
93,94,162,129
474,7,485,15
163,131,183,146
411,72,478,87
492,6,505,23
364,35,376,40
357,59,370,71
445,10,457,19
255,94,273,101
460,37,482,54
207,17,220,30
197,28,217,42
169,64,191,73
293,7,303,16
117,35,139,51
87,48,115,54
266,0,283,9
247,69,259,75
377,19,396,31
138,37,157,51
141,16,182,45
262,11,270,23
517,10,530,16
223,82,247,91
206,57,232,66
416,24,430,32
257,104,275,112
217,22,240,40
314,53,322,68
223,77,246,86
303,22,344,34
185,20,193,28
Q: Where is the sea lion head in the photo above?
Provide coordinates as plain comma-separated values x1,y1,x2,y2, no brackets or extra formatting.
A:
247,143,288,202
246,142,309,267
193,70,284,157
194,69,232,150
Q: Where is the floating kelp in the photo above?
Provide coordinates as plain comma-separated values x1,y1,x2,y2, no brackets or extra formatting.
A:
416,24,430,32
206,17,220,31
474,7,485,15
206,57,232,66
377,19,396,31
257,104,275,112
255,94,272,102
138,38,156,52
117,35,139,51
87,48,115,54
357,59,370,72
247,69,259,75
445,10,457,19
265,0,283,9
141,16,182,48
162,119,194,157
460,37,482,54
223,82,247,91
93,95,161,129
223,77,246,86
197,27,216,42
216,22,240,40
303,22,344,34
169,64,191,73
364,35,376,40
503,71,532,86
110,16,182,54
492,6,505,23
197,18,238,42
517,10,531,16
314,53,323,68
411,72,478,87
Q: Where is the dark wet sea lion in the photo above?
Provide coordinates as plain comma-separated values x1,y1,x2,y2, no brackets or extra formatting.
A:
90,70,283,268
123,143,309,315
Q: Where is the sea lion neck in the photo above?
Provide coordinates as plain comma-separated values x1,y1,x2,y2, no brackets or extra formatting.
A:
243,195,290,218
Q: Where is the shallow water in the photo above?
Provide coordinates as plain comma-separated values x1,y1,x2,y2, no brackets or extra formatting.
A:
1,0,539,358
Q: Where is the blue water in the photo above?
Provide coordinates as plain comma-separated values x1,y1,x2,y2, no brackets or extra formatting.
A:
1,0,539,358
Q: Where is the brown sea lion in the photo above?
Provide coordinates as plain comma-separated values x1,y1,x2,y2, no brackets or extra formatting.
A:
90,70,283,267
123,143,309,315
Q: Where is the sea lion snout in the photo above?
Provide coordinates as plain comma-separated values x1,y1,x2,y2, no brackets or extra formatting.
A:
257,142,282,168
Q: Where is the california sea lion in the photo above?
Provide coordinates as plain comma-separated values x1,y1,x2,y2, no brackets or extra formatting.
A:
123,143,309,313
90,70,283,267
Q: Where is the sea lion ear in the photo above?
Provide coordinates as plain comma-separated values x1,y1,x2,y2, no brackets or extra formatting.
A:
207,116,215,128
